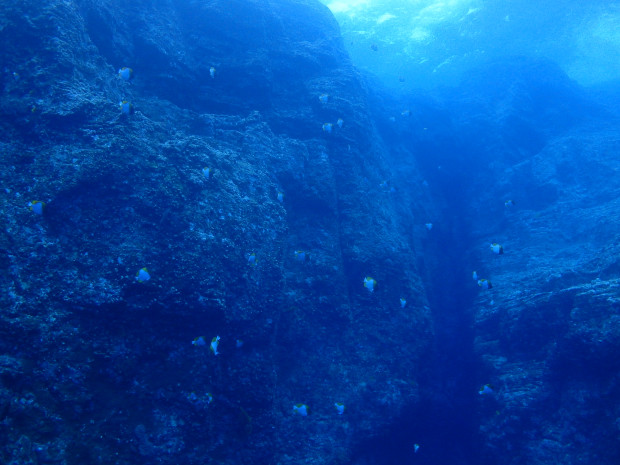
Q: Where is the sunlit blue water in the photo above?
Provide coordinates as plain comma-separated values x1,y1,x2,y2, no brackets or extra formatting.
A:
321,0,620,90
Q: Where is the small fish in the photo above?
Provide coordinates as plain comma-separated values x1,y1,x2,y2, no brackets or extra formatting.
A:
248,253,257,266
135,267,151,283
294,250,308,262
401,109,411,117
363,276,377,293
209,66,216,78
236,339,244,348
425,223,433,231
334,402,345,415
505,199,515,207
119,100,133,115
400,298,407,308
277,191,284,203
479,384,494,395
337,118,344,128
210,336,220,355
12,71,19,80
202,167,211,179
490,243,504,254
292,403,309,416
472,271,478,281
28,201,45,215
370,43,378,52
319,94,329,104
118,67,133,81
192,336,207,347
187,391,213,405
414,444,420,453
322,122,333,134
478,279,492,290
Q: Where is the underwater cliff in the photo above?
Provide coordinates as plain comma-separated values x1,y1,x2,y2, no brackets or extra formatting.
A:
1,1,434,464
2,1,620,464
450,60,620,465
367,54,620,464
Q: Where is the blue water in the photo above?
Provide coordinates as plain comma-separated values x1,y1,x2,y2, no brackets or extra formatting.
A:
321,0,620,90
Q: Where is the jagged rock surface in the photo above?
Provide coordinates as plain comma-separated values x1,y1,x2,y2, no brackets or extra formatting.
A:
377,58,620,465
0,1,433,464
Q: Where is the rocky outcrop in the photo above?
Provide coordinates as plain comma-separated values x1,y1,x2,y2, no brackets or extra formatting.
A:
378,57,620,465
467,99,620,464
0,1,433,464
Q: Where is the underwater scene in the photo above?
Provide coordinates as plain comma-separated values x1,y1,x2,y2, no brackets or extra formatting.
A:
1,0,619,464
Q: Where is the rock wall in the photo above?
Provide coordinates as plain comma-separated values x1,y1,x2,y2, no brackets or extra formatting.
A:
376,57,620,465
4,2,616,464
0,1,434,464
460,62,620,465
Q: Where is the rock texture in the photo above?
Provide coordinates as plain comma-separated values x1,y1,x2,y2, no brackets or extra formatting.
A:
460,62,620,465
374,58,620,464
3,1,618,464
0,1,433,464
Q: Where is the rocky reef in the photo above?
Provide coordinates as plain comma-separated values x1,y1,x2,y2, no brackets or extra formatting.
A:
1,1,433,464
371,57,620,464
2,1,620,465
457,61,620,465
